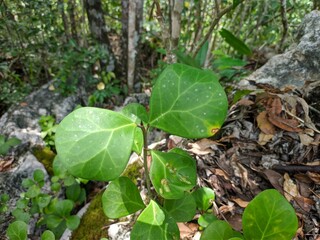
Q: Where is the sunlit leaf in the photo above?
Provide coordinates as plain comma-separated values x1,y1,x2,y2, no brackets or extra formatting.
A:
55,107,136,181
6,221,28,240
149,64,228,138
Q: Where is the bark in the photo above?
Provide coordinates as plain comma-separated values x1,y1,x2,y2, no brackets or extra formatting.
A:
67,0,79,44
122,0,144,93
84,0,115,72
58,0,70,43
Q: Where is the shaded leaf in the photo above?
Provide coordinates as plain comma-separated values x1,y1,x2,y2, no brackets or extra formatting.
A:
200,220,243,240
6,221,28,240
102,176,145,218
131,200,180,240
150,150,196,199
192,187,215,211
242,189,298,240
219,28,252,56
41,230,55,240
195,41,209,67
66,215,80,230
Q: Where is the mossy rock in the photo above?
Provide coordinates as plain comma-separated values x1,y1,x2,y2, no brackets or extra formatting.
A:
121,159,143,184
71,192,109,240
33,146,56,175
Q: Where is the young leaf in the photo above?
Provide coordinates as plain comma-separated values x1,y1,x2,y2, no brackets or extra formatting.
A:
192,187,215,211
195,40,209,67
242,189,298,240
163,193,196,222
121,103,149,124
41,230,55,240
149,63,228,139
132,127,144,155
55,107,136,181
25,185,41,198
200,220,243,240
33,169,45,183
66,215,80,230
46,215,62,229
66,183,81,202
53,199,74,217
131,200,180,240
219,28,252,56
12,209,30,223
150,150,196,199
38,195,52,209
102,176,145,218
6,221,28,240
174,50,201,68
198,213,218,228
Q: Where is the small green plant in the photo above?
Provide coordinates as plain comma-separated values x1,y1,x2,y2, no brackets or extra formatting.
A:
53,63,297,239
39,115,58,151
0,134,21,156
6,162,85,239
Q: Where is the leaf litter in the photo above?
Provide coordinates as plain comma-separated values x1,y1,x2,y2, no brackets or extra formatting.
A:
169,82,320,239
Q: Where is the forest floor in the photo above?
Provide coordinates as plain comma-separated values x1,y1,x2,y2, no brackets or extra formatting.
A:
132,81,320,240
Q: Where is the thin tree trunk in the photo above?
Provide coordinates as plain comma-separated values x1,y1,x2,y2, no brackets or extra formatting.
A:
58,0,70,43
84,0,115,72
68,0,79,44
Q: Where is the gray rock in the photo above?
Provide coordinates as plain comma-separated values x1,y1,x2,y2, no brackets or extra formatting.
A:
241,10,320,88
0,81,84,236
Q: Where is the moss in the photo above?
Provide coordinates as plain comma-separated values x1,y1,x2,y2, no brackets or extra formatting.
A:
121,160,143,184
33,146,56,175
71,192,109,240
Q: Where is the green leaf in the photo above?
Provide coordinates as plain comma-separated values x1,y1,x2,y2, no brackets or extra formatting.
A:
149,63,228,139
38,195,52,209
51,182,61,192
33,169,45,183
121,103,149,124
52,155,67,178
163,193,196,222
132,127,144,155
6,221,28,240
46,215,63,229
192,187,215,211
0,193,9,202
198,213,218,228
66,183,81,202
242,189,298,240
201,220,242,240
41,230,55,240
66,215,80,230
102,176,145,218
25,185,41,198
150,150,196,199
12,209,30,223
5,137,21,147
21,179,34,188
195,41,209,67
213,57,247,70
55,107,137,181
131,200,180,240
174,50,201,68
53,199,74,217
219,28,252,56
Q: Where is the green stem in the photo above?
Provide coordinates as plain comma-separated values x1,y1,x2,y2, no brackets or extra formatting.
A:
141,124,153,201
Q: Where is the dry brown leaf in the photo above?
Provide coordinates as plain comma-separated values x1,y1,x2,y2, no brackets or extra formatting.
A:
269,97,283,115
219,201,235,214
283,173,299,201
177,222,198,239
268,112,303,132
237,98,255,106
187,139,216,155
232,198,249,208
306,172,320,184
298,133,314,146
226,213,242,231
257,111,276,134
258,133,274,145
262,169,284,192
293,196,315,212
0,158,14,172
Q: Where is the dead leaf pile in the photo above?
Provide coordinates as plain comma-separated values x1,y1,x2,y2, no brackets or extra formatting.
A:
178,85,320,239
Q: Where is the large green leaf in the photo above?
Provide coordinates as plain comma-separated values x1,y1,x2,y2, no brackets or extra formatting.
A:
219,28,252,56
149,63,228,139
102,176,145,218
131,200,180,240
242,189,298,240
163,193,196,222
150,150,196,199
55,107,136,181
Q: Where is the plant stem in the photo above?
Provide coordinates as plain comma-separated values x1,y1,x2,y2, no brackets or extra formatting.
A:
141,124,153,201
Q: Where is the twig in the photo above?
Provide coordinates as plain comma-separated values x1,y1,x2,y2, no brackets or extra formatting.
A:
279,0,288,51
192,0,246,58
272,164,320,173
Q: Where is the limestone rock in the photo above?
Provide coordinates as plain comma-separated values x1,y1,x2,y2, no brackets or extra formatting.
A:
241,10,320,88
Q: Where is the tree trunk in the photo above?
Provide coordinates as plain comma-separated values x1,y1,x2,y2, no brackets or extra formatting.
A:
67,0,79,44
84,0,115,72
58,0,70,43
122,0,144,93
